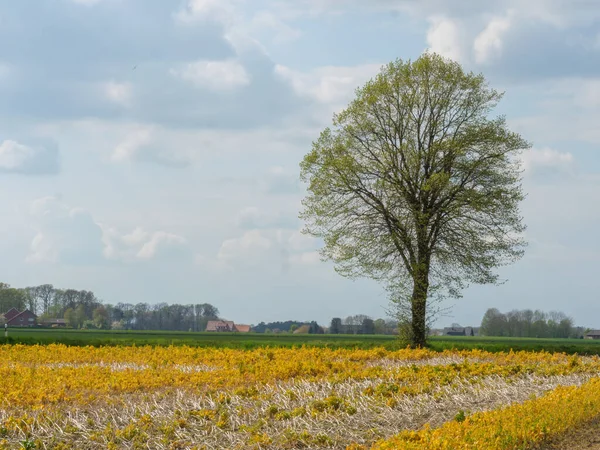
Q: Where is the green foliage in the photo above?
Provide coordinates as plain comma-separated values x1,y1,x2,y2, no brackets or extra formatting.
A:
299,52,530,347
63,308,76,328
330,317,342,334
4,329,600,356
0,283,27,313
480,308,579,338
454,410,467,422
20,439,36,450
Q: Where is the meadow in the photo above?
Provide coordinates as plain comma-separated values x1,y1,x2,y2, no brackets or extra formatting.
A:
1,343,600,449
4,328,600,355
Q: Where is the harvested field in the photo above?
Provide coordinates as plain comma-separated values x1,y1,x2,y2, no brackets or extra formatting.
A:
0,345,599,449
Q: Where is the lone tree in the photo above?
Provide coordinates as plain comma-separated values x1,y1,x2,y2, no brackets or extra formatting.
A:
299,53,529,347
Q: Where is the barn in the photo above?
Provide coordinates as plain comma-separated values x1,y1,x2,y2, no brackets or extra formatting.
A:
2,309,38,327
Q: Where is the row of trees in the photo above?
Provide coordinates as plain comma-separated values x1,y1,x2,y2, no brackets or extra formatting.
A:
330,315,399,335
252,316,399,335
1,282,220,332
0,282,101,320
3,282,398,335
479,308,583,338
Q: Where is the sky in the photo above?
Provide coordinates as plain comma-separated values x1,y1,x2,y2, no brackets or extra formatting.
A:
0,0,599,328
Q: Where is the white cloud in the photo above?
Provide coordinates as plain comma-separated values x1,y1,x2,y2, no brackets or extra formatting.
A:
103,227,188,262
200,227,321,273
261,166,301,194
521,147,575,176
287,230,317,252
0,140,34,170
570,79,600,109
250,11,302,44
274,63,381,105
508,78,600,144
221,229,272,256
175,0,300,53
111,128,153,162
425,16,466,62
111,127,191,167
171,59,251,91
104,81,133,107
28,197,104,264
0,139,59,175
474,13,513,64
175,0,237,25
289,251,321,265
27,197,188,265
237,207,262,228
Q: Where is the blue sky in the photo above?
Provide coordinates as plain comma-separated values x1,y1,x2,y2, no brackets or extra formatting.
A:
1,0,599,328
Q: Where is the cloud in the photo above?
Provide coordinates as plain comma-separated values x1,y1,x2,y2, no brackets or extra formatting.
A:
250,11,302,44
356,1,600,81
171,59,251,90
289,250,321,266
175,0,237,25
111,128,153,162
521,147,575,178
104,81,133,107
0,139,60,175
507,77,600,145
236,206,299,229
27,197,189,265
426,16,466,62
111,127,192,167
473,13,513,64
274,63,382,106
28,197,104,264
261,166,301,194
199,227,320,273
102,227,188,262
175,0,301,52
0,1,235,125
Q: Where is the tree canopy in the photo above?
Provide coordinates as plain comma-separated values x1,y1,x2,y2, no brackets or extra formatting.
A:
299,53,530,347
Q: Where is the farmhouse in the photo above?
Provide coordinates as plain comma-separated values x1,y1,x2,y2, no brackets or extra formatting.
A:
205,320,251,332
442,326,477,336
584,330,600,340
39,318,67,328
2,309,37,327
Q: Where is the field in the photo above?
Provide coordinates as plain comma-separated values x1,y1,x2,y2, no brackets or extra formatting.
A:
4,328,600,354
2,340,600,449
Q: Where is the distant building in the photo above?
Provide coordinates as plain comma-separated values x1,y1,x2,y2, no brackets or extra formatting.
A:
2,309,37,327
205,320,251,332
443,326,477,336
585,330,600,340
39,318,67,328
3,308,21,322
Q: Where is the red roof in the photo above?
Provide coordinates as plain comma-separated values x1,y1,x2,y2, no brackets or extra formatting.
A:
3,308,20,321
5,309,37,326
205,320,250,332
205,320,235,332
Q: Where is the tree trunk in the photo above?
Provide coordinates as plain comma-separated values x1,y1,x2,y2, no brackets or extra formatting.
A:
410,264,430,347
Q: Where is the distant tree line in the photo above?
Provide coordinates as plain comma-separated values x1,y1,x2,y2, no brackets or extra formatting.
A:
0,282,220,332
2,282,398,335
480,308,584,339
330,315,398,335
252,321,307,333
